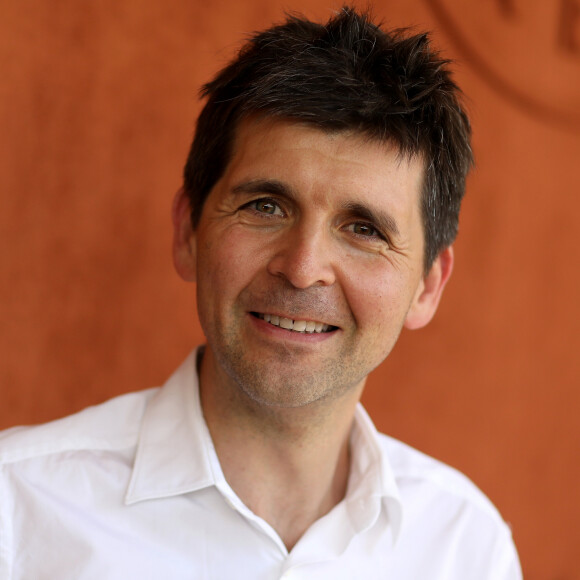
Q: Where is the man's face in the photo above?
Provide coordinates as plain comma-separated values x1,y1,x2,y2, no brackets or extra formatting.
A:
175,118,451,408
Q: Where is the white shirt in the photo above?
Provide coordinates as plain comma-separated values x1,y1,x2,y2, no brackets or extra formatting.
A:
0,351,522,579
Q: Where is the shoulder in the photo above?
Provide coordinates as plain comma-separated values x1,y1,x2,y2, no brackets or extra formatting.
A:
377,434,521,577
0,387,159,466
378,432,503,519
378,433,517,557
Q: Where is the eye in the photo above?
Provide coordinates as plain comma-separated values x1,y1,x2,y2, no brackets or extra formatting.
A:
345,222,383,240
243,198,284,216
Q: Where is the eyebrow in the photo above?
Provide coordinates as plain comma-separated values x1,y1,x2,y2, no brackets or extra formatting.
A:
232,179,295,198
232,179,400,238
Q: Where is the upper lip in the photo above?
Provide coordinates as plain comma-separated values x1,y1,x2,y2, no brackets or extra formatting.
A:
243,286,345,329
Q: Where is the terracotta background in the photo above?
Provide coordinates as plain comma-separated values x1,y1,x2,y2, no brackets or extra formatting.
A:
1,1,579,578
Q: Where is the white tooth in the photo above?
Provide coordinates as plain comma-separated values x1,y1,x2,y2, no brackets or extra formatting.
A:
263,313,271,322
321,324,329,332
314,322,324,333
271,315,280,326
293,320,307,332
305,321,316,333
279,317,293,330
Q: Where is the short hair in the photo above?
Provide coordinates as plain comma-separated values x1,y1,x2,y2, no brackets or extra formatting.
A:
183,6,473,270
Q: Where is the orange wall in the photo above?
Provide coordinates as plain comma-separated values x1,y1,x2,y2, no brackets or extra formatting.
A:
1,1,579,578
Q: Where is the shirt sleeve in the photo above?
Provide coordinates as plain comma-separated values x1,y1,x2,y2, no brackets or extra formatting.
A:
0,465,14,580
492,523,523,580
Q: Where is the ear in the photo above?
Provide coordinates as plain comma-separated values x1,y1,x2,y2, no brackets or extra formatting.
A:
404,246,454,330
171,187,197,282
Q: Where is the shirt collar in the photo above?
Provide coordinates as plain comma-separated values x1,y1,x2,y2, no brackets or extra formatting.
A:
347,404,403,543
125,349,403,542
125,349,215,504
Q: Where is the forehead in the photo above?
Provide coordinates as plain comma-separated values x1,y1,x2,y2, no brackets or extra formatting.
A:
222,118,425,206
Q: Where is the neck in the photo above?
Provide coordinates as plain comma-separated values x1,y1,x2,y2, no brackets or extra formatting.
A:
198,347,364,551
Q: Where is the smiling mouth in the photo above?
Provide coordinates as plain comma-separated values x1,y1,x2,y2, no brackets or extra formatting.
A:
252,312,337,333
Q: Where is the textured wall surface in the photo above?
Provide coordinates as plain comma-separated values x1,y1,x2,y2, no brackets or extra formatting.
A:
1,1,579,578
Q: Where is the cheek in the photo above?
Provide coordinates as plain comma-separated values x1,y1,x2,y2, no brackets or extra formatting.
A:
340,258,415,331
197,229,268,297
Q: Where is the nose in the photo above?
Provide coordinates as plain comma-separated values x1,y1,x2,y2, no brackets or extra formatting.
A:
266,226,337,289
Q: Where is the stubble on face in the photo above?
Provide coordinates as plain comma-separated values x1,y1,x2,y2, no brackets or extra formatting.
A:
199,275,405,411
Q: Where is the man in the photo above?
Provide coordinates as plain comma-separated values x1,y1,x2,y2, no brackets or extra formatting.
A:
0,7,521,579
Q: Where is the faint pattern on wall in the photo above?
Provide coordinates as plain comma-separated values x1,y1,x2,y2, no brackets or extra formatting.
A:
426,0,580,130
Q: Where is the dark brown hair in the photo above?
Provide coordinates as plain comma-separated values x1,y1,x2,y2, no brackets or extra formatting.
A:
183,6,473,269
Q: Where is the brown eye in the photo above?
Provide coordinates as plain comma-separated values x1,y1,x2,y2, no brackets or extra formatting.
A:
246,198,283,216
350,223,378,237
255,200,277,214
